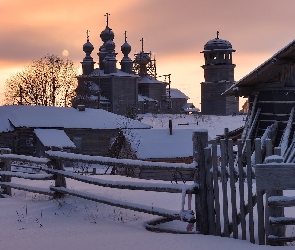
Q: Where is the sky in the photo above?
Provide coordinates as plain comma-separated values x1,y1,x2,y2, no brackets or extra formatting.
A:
1,0,295,108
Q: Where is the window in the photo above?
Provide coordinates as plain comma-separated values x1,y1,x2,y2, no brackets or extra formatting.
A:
26,138,34,147
73,136,82,149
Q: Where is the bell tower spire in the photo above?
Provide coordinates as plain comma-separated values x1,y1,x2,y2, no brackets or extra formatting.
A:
200,32,238,115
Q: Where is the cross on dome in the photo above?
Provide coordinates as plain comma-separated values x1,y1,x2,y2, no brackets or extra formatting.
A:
124,31,127,42
105,12,110,27
86,30,90,42
140,38,144,52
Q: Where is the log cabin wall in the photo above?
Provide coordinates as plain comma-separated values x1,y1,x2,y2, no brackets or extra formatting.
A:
247,62,295,147
0,128,120,157
64,128,120,156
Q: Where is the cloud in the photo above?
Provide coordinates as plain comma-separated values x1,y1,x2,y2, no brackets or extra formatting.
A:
1,0,295,107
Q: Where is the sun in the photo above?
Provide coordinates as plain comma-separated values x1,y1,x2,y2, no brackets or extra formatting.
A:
62,50,69,57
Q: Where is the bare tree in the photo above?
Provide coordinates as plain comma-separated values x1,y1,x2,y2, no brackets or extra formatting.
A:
4,54,78,107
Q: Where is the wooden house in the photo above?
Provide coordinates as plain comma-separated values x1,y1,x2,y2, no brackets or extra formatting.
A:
107,128,196,180
109,128,195,164
0,105,150,157
223,39,295,161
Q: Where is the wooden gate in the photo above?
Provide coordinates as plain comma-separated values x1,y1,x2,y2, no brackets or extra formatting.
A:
193,130,257,242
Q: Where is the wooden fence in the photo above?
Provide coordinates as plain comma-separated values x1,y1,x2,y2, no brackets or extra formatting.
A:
193,130,258,242
1,130,294,245
0,147,197,233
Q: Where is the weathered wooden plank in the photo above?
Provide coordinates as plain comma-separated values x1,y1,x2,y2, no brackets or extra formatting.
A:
50,186,182,220
241,95,257,143
264,155,285,245
139,169,194,182
193,130,209,234
264,139,273,245
237,139,246,240
265,139,272,158
220,139,229,237
43,167,195,194
268,235,295,244
268,192,285,246
268,196,295,207
205,147,215,235
50,159,66,198
270,216,295,225
255,164,295,191
254,139,264,245
228,139,238,239
212,140,221,236
0,182,54,196
0,154,49,164
247,139,255,244
0,171,54,180
46,150,193,171
284,133,295,162
279,107,295,156
0,158,11,196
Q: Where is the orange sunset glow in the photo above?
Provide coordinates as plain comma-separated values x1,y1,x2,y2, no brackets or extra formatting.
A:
1,0,295,108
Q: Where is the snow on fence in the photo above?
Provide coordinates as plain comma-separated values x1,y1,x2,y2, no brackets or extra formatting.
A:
194,129,295,246
0,146,197,233
1,130,293,245
193,130,258,243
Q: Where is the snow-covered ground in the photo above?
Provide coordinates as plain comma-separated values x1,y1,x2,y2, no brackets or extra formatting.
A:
0,114,288,250
139,113,246,139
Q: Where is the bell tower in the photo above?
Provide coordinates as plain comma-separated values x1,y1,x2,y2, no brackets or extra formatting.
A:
200,32,239,115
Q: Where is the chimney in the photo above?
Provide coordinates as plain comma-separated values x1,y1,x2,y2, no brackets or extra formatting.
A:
169,119,172,135
77,105,85,111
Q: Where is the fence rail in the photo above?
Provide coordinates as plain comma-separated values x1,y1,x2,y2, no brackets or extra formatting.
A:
0,148,197,233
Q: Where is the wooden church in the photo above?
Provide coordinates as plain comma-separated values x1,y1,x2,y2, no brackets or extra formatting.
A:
224,39,295,162
72,14,190,116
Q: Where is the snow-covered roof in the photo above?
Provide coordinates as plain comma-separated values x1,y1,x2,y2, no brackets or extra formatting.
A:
124,129,195,159
0,105,151,133
138,94,157,102
86,68,139,78
223,39,295,96
84,81,99,91
34,129,76,148
168,88,189,99
139,75,165,84
181,103,199,112
89,95,110,103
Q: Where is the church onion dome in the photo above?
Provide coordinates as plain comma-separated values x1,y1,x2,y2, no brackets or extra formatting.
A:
135,51,151,65
83,41,94,54
100,27,114,42
105,39,115,52
204,38,233,51
121,42,131,56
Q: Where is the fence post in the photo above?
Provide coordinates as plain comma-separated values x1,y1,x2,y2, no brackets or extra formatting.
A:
193,129,208,234
264,150,285,246
50,158,67,198
0,149,12,196
255,138,265,245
